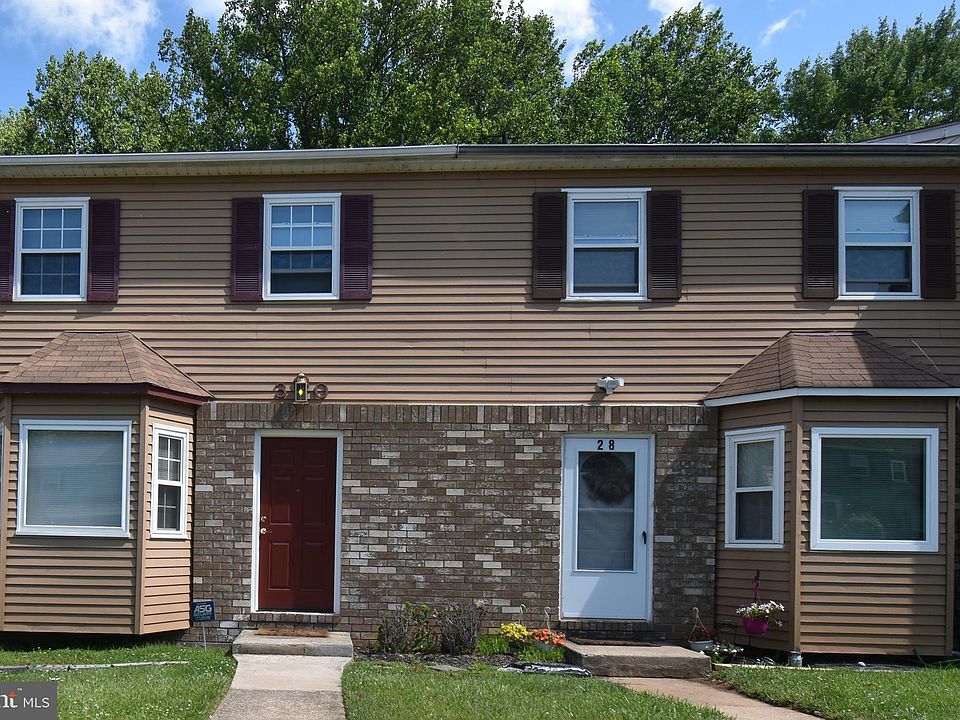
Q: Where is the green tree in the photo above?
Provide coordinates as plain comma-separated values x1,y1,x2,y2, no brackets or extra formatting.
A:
0,50,190,154
560,7,780,143
159,0,565,150
780,4,960,141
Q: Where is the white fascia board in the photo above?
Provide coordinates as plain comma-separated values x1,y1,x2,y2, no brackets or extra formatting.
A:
703,386,960,407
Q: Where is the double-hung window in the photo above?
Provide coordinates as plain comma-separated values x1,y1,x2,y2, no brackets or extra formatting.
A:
15,198,88,301
152,425,188,538
17,419,131,537
811,427,938,551
565,189,648,300
838,187,920,299
263,193,340,299
724,426,784,548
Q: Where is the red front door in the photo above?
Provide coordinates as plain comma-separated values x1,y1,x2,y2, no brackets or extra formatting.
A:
258,437,337,612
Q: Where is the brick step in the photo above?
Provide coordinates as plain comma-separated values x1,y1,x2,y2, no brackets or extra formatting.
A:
564,640,710,678
231,629,354,657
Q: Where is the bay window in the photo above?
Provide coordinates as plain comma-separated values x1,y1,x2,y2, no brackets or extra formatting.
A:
17,420,131,537
811,427,938,551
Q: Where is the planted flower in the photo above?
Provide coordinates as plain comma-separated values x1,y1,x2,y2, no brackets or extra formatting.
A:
529,628,565,647
499,622,530,651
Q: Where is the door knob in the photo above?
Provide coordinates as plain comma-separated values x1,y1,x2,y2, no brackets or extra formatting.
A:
260,528,271,535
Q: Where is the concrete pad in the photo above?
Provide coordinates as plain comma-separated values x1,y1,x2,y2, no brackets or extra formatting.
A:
231,655,351,692
211,688,345,720
612,678,817,720
232,630,354,657
565,641,711,678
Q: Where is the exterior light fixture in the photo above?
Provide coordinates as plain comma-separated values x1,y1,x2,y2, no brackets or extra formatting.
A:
597,376,625,395
273,373,329,403
293,372,310,404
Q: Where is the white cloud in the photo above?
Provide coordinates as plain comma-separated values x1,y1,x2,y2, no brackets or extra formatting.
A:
187,0,225,20
522,0,599,78
648,0,703,17
760,8,804,46
525,0,597,46
3,0,158,64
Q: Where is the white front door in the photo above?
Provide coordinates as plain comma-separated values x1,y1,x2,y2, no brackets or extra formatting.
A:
561,436,652,620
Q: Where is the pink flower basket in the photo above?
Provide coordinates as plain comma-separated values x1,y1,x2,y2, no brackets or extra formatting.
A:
742,617,769,636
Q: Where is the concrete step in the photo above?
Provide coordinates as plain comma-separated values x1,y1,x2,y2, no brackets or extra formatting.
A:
232,630,354,658
564,641,710,678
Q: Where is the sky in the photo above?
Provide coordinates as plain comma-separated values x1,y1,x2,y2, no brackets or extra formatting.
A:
0,0,952,112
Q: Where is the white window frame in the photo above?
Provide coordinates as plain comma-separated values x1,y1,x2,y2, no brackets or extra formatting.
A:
836,186,921,301
262,192,341,301
724,426,785,549
13,197,90,302
151,424,189,540
811,426,939,552
17,419,132,538
563,188,650,301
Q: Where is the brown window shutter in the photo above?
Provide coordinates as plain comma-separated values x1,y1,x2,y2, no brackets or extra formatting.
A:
87,199,120,302
920,189,956,300
647,190,682,300
532,192,566,300
231,197,263,302
802,189,838,299
340,195,374,301
0,199,13,302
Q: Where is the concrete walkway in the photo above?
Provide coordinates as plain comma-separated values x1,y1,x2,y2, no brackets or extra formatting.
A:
211,654,349,720
612,677,817,720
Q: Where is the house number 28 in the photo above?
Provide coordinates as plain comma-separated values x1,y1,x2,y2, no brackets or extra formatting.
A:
597,439,615,450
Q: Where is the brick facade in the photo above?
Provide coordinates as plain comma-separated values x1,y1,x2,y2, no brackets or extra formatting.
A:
186,401,717,646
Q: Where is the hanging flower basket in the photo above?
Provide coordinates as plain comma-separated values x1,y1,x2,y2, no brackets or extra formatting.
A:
736,600,785,637
741,617,769,636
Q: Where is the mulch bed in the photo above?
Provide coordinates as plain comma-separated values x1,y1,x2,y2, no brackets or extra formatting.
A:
356,647,515,668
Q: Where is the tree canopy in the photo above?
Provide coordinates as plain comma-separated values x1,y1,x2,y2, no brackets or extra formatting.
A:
1,0,958,153
780,4,960,141
561,7,780,143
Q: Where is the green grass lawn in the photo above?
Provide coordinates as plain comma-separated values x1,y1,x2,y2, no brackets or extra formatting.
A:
343,660,732,720
713,666,960,720
0,642,235,720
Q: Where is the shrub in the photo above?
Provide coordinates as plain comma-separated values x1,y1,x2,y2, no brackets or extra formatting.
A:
376,602,433,653
517,644,565,663
476,634,509,655
434,601,487,655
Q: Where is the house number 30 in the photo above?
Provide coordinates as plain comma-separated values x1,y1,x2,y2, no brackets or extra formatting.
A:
597,439,615,450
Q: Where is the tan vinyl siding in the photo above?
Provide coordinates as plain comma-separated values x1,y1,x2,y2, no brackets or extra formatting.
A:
716,400,793,651
139,401,193,633
4,396,140,633
798,398,950,655
0,169,958,403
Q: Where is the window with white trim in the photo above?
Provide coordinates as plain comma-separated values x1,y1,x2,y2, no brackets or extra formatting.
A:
838,188,920,299
566,189,647,299
263,193,340,299
724,426,784,548
17,420,130,537
15,198,89,301
811,427,938,552
152,425,188,538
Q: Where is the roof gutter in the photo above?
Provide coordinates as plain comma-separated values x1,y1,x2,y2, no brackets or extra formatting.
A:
0,382,211,405
0,143,958,179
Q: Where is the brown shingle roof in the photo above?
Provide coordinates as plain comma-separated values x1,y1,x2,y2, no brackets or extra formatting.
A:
0,331,211,402
703,331,957,402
